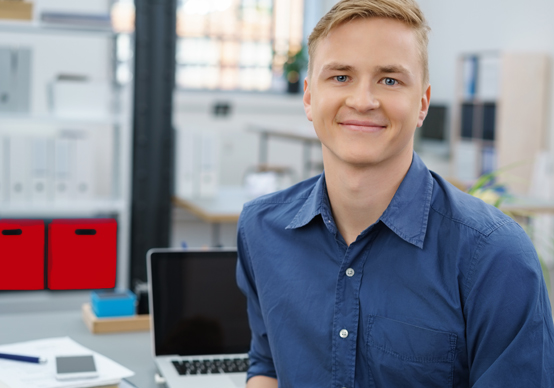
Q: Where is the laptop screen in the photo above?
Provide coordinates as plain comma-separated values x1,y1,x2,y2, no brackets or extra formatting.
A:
149,249,251,356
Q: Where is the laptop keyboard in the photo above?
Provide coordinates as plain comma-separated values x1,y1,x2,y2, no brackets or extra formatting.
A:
172,357,250,375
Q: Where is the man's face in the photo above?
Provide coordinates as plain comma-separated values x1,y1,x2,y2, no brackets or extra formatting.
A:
303,17,431,168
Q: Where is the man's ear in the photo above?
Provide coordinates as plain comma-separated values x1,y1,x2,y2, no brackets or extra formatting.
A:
303,77,313,122
417,84,431,128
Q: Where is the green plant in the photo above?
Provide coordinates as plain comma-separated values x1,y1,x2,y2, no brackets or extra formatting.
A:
283,46,308,84
467,170,552,293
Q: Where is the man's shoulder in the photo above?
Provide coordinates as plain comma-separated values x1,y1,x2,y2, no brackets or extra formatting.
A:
429,172,515,237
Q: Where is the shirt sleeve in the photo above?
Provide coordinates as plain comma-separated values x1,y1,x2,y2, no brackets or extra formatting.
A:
463,221,554,387
236,218,278,381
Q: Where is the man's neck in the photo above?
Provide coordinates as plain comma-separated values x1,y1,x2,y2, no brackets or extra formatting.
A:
324,146,413,246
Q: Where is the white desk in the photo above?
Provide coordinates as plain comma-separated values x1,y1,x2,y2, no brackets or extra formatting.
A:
248,123,322,179
0,310,157,388
173,186,252,247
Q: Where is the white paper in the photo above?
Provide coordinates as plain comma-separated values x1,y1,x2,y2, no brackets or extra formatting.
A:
0,337,133,388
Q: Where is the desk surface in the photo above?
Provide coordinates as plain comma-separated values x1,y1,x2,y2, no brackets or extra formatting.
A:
0,310,157,388
173,186,252,223
500,196,554,214
173,186,554,225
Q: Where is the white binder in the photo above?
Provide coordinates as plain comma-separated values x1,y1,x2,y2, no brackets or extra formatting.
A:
53,137,74,202
8,135,29,202
74,135,94,200
0,136,6,202
30,137,51,202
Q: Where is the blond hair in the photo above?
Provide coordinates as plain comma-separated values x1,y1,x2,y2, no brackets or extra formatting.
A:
307,0,430,85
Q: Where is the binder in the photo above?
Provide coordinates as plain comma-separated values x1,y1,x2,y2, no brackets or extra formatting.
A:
48,219,117,290
0,49,10,112
8,135,29,202
74,135,94,200
0,219,44,290
0,47,31,113
0,136,6,202
477,56,500,101
463,56,478,99
53,137,73,201
30,137,51,202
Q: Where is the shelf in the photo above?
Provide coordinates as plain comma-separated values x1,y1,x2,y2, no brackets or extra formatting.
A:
460,99,498,105
0,199,126,218
0,113,125,127
0,20,117,36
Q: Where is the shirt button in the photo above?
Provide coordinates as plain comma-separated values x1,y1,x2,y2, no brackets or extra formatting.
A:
339,329,349,338
346,268,355,277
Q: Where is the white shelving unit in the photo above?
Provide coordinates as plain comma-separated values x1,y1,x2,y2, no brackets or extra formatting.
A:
0,20,133,289
0,19,115,36
451,52,550,195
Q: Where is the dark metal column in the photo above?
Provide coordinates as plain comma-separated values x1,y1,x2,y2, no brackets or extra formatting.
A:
130,0,176,286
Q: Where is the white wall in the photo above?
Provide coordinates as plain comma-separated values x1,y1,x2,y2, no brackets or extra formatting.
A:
418,0,554,152
0,0,112,115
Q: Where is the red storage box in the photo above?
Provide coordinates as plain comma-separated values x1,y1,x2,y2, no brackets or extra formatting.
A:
48,219,117,290
0,219,44,290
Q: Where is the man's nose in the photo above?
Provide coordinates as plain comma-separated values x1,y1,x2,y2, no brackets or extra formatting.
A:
345,83,380,112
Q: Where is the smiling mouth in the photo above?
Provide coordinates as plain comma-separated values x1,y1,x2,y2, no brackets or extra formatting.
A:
338,121,387,133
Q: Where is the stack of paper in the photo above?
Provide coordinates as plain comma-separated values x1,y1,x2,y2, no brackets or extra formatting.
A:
0,337,133,388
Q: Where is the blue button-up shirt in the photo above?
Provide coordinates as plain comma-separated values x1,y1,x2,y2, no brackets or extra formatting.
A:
236,153,554,387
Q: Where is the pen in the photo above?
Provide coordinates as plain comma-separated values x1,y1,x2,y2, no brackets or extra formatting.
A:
0,352,46,364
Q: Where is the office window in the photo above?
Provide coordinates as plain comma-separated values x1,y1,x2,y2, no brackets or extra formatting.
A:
111,0,304,91
175,0,304,91
111,0,135,85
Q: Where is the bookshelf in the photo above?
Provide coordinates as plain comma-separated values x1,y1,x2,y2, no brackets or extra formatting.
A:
0,19,115,35
0,18,133,289
451,52,550,195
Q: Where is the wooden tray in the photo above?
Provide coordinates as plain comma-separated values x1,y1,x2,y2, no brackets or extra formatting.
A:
82,303,150,334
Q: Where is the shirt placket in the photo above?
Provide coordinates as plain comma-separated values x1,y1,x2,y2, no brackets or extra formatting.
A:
331,230,374,388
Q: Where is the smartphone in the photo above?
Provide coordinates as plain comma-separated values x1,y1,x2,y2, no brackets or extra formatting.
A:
55,355,99,380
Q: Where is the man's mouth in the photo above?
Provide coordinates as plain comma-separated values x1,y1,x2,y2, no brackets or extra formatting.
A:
338,120,387,133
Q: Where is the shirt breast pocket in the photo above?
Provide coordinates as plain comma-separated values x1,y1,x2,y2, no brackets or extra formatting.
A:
366,315,457,388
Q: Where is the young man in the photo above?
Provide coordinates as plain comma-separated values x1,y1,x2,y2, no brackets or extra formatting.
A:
236,0,554,387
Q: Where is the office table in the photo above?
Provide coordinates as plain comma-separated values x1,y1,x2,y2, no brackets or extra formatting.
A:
499,197,554,214
248,123,322,179
0,309,157,388
173,186,252,247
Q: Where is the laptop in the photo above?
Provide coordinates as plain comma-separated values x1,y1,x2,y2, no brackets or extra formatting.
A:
147,248,251,388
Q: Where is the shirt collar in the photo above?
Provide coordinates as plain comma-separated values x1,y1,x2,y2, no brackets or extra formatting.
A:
379,152,433,249
286,152,433,249
285,173,331,231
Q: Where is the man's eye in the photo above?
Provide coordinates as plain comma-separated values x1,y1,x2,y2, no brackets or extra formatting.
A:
334,75,348,82
383,78,398,86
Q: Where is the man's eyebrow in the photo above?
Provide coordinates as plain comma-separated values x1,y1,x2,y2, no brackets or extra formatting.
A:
321,62,355,72
375,64,412,75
